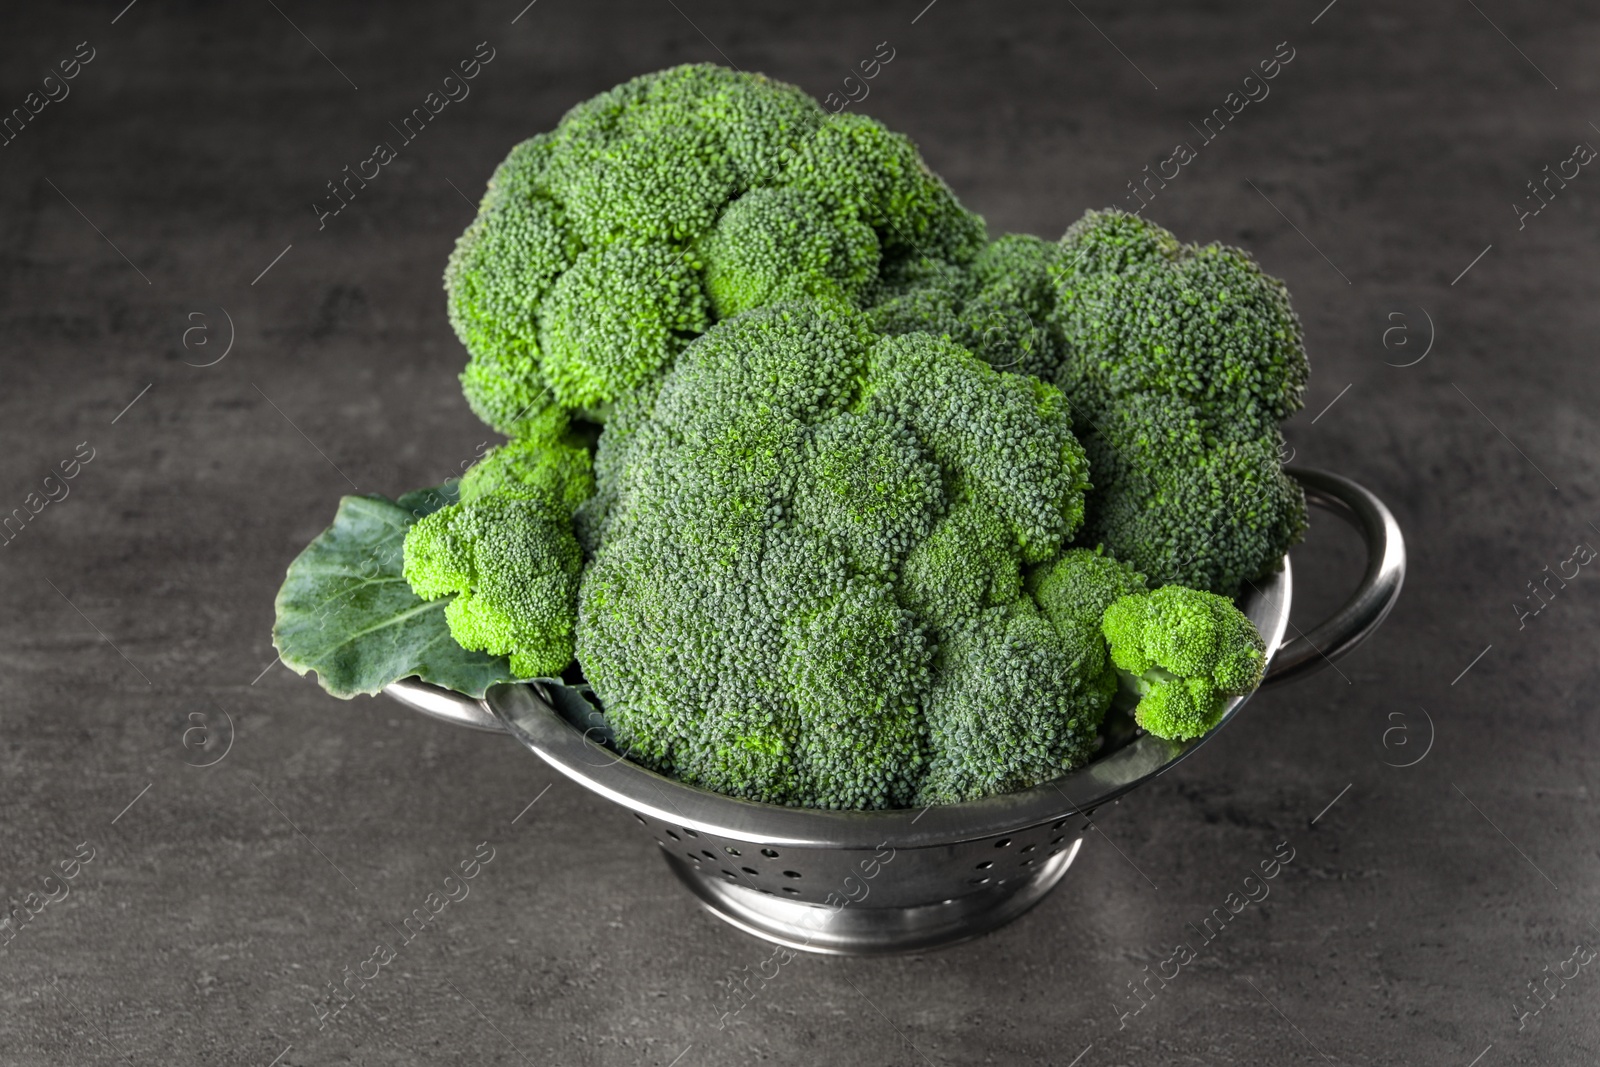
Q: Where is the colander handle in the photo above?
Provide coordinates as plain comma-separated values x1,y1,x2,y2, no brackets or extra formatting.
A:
384,676,506,732
1260,467,1406,687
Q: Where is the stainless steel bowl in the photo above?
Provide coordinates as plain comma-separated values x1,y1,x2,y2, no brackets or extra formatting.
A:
385,467,1405,955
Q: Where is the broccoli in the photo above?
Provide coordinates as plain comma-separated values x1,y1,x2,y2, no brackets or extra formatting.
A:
1041,211,1309,596
859,208,1309,596
443,64,985,432
277,66,1306,814
457,408,596,511
1027,545,1150,681
1050,209,1308,431
864,235,1064,381
575,302,1097,808
1101,584,1267,740
402,418,595,677
1076,391,1306,595
402,492,583,678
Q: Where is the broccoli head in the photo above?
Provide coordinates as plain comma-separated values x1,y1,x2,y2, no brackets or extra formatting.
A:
1050,209,1308,428
575,302,1094,809
443,64,986,432
1101,584,1267,740
860,208,1309,596
1023,211,1309,596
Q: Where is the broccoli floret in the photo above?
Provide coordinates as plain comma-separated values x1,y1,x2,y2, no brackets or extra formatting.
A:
863,253,971,341
443,64,987,429
458,420,596,514
1051,208,1308,431
982,209,1314,596
695,187,879,318
576,303,1096,809
915,601,1112,805
782,112,986,262
864,235,1064,381
899,500,1022,626
403,492,583,678
1077,391,1306,595
910,545,1151,802
1101,584,1267,741
781,579,930,810
536,243,711,411
856,334,1091,564
1027,546,1149,681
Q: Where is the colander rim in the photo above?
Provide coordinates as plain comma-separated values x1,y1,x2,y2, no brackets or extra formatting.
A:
476,558,1291,850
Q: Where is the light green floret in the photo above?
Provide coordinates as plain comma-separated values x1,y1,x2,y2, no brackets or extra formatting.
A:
458,413,596,515
695,187,879,318
443,64,989,437
445,189,580,435
537,243,711,409
402,492,583,678
1101,584,1268,741
783,113,987,263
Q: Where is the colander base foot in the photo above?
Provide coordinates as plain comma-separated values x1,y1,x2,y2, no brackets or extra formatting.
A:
664,838,1082,956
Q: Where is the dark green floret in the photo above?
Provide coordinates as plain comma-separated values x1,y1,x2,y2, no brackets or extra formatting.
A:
577,303,1098,808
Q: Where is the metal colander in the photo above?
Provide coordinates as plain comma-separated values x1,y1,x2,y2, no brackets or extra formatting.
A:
384,468,1404,955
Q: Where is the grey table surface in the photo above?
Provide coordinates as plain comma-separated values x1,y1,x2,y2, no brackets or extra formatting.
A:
2,0,1596,1064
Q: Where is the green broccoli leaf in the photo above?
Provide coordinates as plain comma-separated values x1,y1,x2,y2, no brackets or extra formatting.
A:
273,489,516,699
395,481,461,516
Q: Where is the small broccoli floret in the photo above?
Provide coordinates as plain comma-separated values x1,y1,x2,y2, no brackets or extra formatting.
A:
791,413,942,579
899,500,1021,629
1101,584,1267,741
915,601,1110,805
859,334,1091,563
782,579,930,809
956,234,1063,378
537,243,711,409
695,187,879,318
783,112,987,263
403,493,583,678
444,141,581,435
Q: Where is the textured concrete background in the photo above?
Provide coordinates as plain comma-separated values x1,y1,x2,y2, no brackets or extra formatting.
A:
2,0,1597,1064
